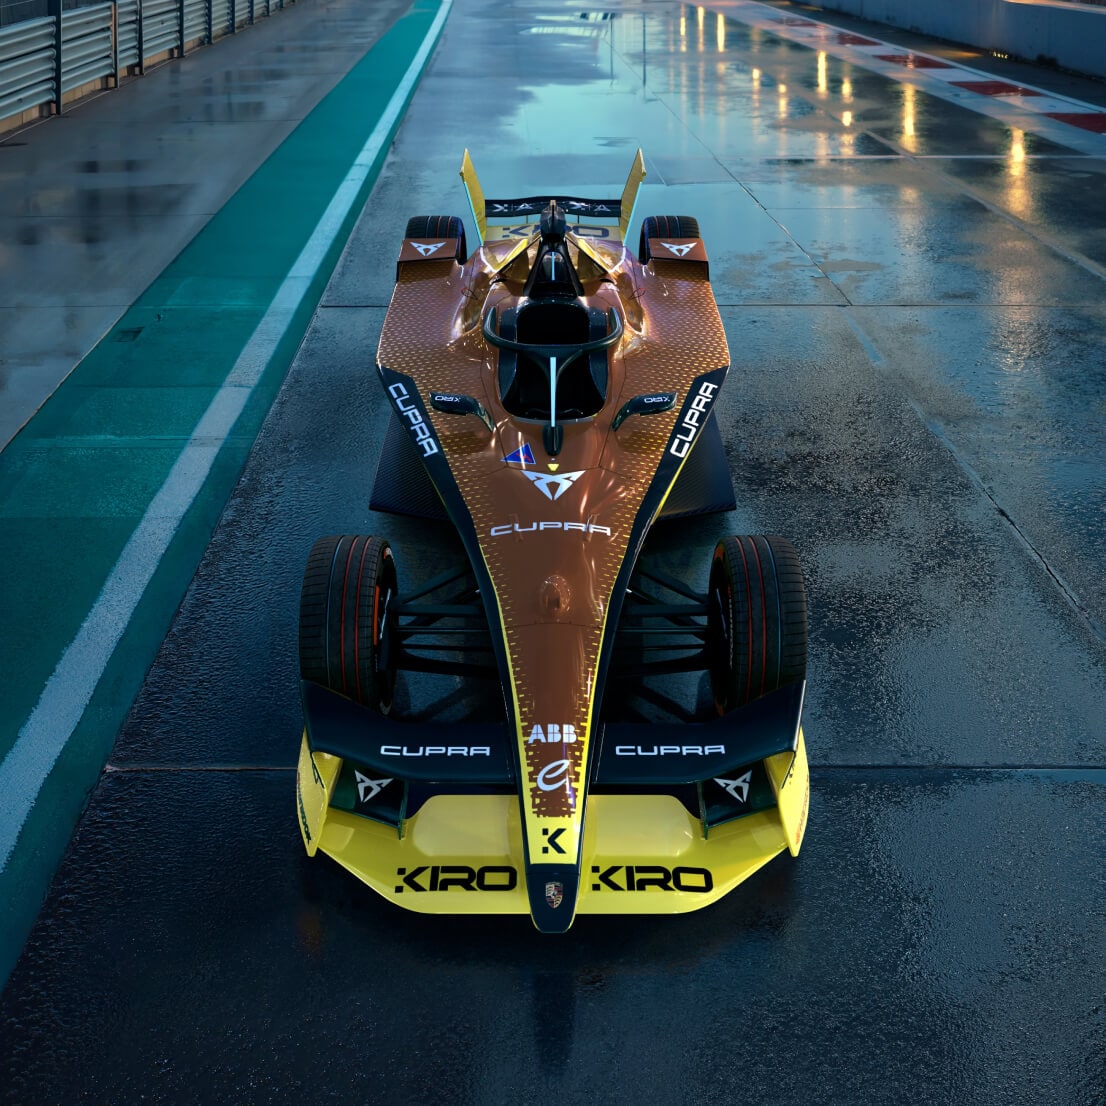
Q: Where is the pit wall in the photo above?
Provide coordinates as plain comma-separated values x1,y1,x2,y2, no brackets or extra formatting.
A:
803,0,1106,81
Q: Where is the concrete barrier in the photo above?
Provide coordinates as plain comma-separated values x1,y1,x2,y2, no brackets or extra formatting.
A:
806,0,1106,81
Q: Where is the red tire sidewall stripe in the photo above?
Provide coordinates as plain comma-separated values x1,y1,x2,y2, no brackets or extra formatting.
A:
749,537,768,699
338,537,357,697
353,538,372,705
372,576,381,648
734,538,753,705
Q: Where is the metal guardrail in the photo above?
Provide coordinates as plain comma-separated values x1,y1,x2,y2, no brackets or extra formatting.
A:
61,3,113,94
117,0,139,68
0,0,297,128
181,0,204,42
141,0,179,57
0,16,52,118
209,0,229,38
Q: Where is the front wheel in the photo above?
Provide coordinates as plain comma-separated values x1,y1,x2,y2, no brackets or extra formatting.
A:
638,214,701,264
299,535,398,714
404,215,467,263
708,535,807,715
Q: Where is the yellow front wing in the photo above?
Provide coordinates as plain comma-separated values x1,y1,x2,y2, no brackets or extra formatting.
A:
297,732,809,917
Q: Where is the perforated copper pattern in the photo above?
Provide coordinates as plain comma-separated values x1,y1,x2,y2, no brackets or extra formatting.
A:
378,245,728,852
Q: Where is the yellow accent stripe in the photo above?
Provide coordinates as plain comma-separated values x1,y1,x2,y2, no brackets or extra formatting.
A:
486,234,534,273
459,148,487,242
619,148,647,241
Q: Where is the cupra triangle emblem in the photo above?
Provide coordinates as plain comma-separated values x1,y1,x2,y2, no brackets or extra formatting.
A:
355,771,392,802
714,770,752,803
411,241,445,256
662,242,694,257
521,469,586,501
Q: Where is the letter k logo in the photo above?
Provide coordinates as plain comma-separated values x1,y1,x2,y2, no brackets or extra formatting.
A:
521,470,586,501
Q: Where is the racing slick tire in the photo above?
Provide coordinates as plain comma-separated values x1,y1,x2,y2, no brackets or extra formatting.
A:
299,535,398,714
404,215,467,263
638,215,701,264
708,535,807,715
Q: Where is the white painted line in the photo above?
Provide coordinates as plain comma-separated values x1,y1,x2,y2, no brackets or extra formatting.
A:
0,0,453,870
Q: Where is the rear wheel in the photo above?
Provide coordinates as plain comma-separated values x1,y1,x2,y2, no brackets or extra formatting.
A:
404,215,467,263
299,535,398,714
638,214,701,264
708,535,807,715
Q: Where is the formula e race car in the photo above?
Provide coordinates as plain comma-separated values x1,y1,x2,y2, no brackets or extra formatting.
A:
295,150,809,933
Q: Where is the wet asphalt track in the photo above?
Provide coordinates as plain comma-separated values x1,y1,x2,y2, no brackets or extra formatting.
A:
3,0,1106,1102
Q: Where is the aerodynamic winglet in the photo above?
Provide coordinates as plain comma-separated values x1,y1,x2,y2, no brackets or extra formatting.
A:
301,681,514,784
593,681,805,786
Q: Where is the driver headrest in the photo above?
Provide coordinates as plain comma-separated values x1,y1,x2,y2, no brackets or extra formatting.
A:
526,201,583,299
540,199,567,243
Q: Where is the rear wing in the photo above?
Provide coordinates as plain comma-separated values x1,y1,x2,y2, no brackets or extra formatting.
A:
460,148,646,244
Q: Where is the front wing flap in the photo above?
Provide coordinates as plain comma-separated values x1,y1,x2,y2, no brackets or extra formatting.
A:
302,679,802,790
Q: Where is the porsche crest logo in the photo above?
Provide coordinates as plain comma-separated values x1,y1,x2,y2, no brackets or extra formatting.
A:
545,881,564,909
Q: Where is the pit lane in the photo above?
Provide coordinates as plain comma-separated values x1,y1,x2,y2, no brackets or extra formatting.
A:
3,0,1106,1102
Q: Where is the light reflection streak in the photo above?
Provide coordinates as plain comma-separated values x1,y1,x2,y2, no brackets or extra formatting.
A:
817,52,827,95
902,83,916,151
1005,127,1030,219
842,77,853,102
716,12,725,53
696,4,704,53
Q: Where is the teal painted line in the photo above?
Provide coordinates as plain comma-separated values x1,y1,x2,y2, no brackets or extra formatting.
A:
0,0,451,980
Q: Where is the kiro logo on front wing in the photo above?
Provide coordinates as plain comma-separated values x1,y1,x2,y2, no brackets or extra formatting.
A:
591,865,714,892
395,866,518,893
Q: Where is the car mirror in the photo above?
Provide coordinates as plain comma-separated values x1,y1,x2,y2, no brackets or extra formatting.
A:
612,392,677,431
429,392,495,433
